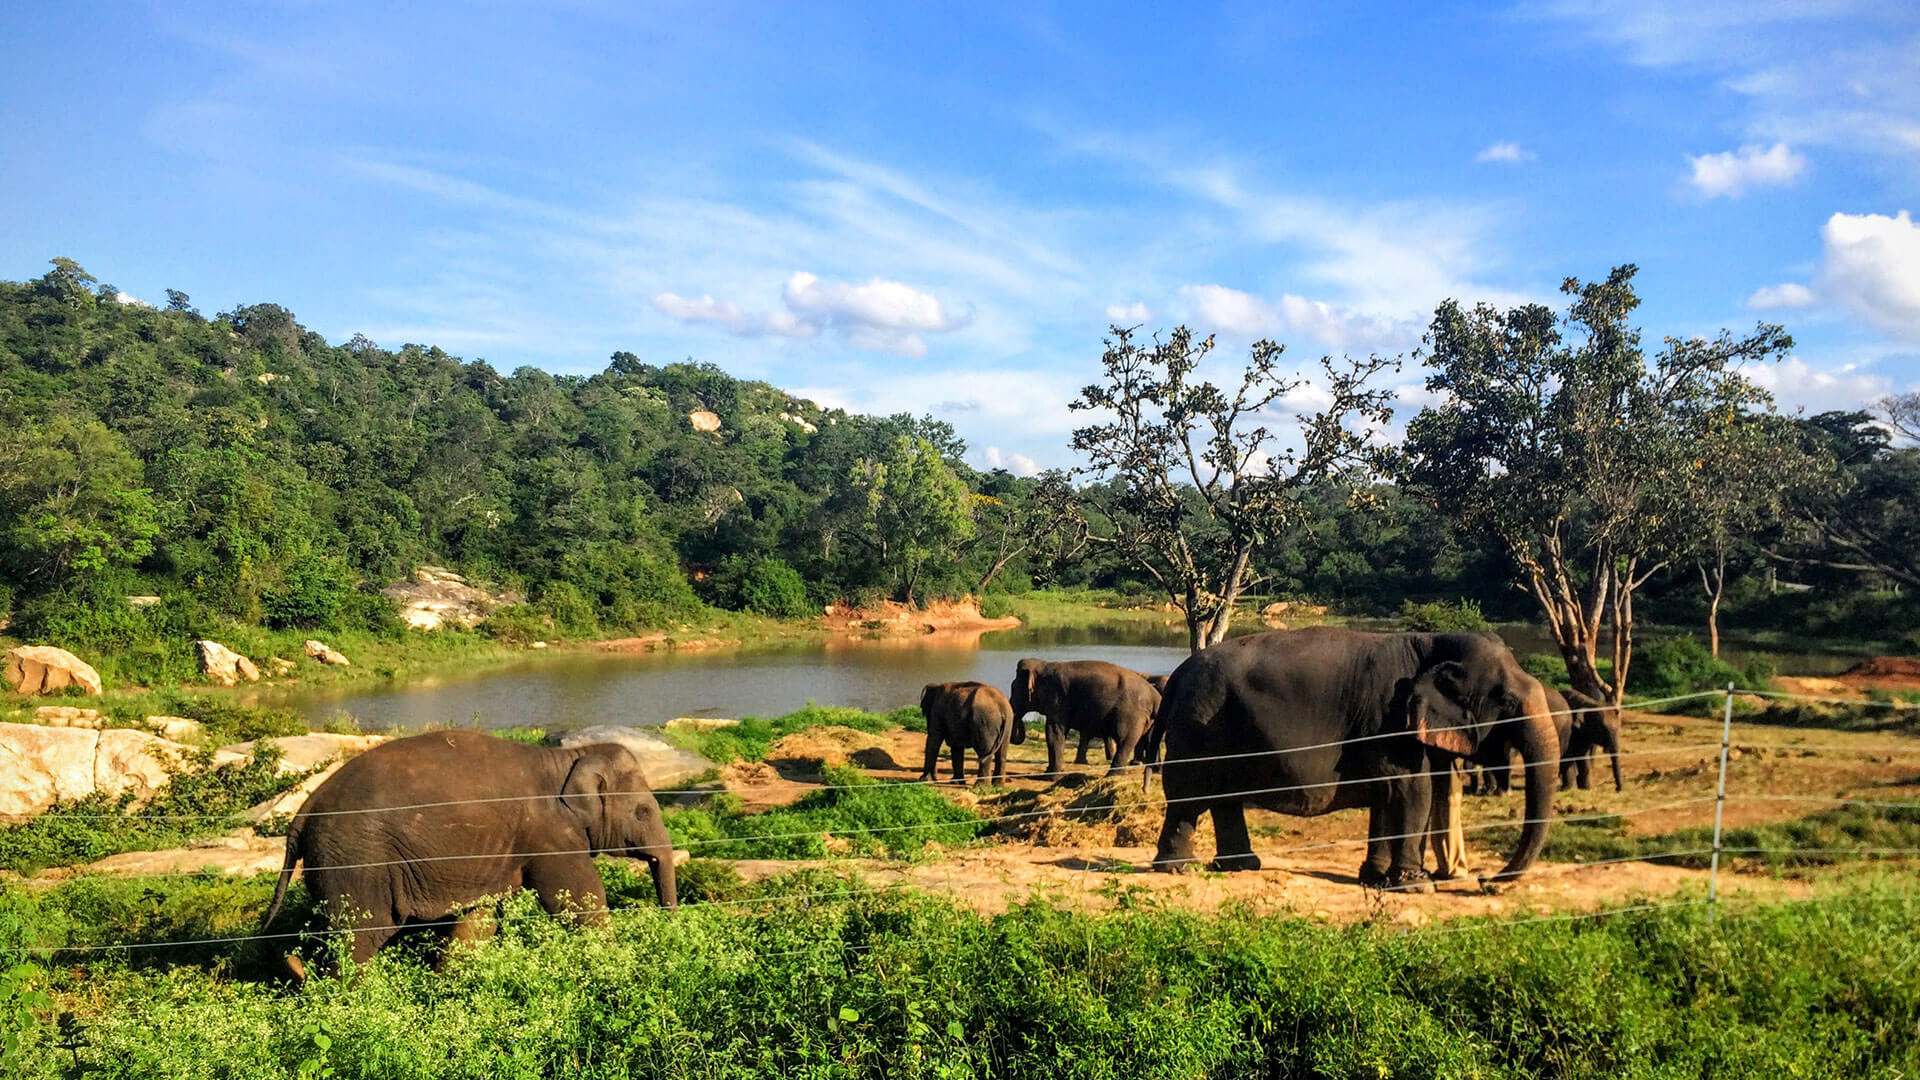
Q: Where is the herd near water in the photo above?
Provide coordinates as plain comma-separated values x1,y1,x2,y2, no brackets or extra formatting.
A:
267,626,1615,977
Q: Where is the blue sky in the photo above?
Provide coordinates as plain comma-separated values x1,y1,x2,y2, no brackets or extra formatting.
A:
4,1,1918,472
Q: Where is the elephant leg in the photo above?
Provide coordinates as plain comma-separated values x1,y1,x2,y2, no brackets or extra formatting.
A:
992,740,1008,783
1429,760,1471,881
1106,730,1143,778
1045,721,1068,776
1103,735,1118,763
1358,803,1393,887
1209,800,1262,872
1075,729,1094,765
1153,797,1205,873
1560,760,1578,790
1575,752,1592,790
433,908,499,971
951,738,967,782
1379,772,1435,893
526,855,612,928
920,726,941,782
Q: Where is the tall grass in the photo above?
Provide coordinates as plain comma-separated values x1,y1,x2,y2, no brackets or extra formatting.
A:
664,765,984,859
2,873,1915,1078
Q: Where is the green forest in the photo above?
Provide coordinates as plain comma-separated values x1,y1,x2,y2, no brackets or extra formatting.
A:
2,258,1916,690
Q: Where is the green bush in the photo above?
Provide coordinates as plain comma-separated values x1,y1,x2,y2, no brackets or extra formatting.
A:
478,603,552,643
1398,598,1493,633
978,592,1016,619
5,877,1918,1077
662,704,918,765
664,765,985,859
1628,636,1772,698
738,558,810,619
259,558,353,630
1520,652,1571,689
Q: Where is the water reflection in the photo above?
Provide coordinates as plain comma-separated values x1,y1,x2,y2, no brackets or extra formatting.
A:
267,620,1862,734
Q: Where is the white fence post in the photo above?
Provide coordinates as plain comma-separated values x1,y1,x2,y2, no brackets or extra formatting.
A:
1708,682,1735,925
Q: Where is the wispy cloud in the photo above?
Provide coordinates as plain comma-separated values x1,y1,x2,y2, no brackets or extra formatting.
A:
1475,141,1535,164
1747,282,1816,310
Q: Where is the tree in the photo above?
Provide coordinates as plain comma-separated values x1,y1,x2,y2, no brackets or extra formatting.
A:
1670,412,1816,656
1772,410,1920,591
1880,391,1920,444
1403,266,1791,705
1071,325,1396,652
966,469,1089,593
847,436,976,605
165,289,196,314
0,416,160,588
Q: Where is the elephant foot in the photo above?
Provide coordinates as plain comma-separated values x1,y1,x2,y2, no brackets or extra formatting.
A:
1209,851,1262,873
1380,868,1435,894
1152,850,1201,874
1357,864,1390,889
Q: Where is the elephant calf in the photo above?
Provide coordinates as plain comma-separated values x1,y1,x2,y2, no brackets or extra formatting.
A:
260,730,677,977
920,681,1022,784
1010,658,1160,777
1468,687,1623,795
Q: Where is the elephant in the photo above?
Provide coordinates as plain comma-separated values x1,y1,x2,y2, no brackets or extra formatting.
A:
919,681,1023,784
1148,627,1559,891
1467,686,1623,794
259,730,677,977
1009,659,1160,777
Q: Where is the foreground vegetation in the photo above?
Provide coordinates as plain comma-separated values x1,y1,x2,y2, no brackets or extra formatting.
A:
1,870,1915,1078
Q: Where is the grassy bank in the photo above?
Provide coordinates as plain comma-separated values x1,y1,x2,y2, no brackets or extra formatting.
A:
1,872,1915,1078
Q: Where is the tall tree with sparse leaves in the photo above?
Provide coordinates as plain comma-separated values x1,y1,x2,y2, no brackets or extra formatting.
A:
1071,325,1397,653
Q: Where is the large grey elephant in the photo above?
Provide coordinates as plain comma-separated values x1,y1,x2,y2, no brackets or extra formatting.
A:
1009,659,1159,777
1468,686,1623,794
919,680,1022,784
260,730,677,976
1148,628,1558,890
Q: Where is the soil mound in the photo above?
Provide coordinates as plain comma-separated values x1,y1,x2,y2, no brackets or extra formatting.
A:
764,726,900,779
1837,656,1920,691
990,775,1174,848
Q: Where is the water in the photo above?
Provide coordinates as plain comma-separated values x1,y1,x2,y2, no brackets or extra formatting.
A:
263,621,1865,734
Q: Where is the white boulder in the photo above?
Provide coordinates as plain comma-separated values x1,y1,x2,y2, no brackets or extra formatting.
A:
304,639,350,666
4,646,103,696
553,726,716,788
196,640,261,686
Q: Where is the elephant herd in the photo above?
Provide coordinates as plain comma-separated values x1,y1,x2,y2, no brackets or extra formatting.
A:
265,627,1622,976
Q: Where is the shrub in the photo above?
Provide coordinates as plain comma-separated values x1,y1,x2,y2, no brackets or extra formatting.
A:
978,592,1016,620
259,557,353,630
1628,636,1772,698
662,704,917,765
737,557,810,619
663,764,985,859
1520,652,1571,689
478,603,552,643
1398,597,1493,633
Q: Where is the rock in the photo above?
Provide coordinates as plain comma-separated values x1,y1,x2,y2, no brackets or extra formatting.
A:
94,729,186,802
267,657,297,677
245,762,343,822
1260,601,1292,618
82,832,286,878
0,724,100,815
382,566,515,631
144,715,205,742
665,717,740,732
688,409,721,433
552,726,717,788
34,706,103,729
530,641,549,649
219,733,386,775
126,595,162,609
304,639,350,666
196,640,261,686
671,849,691,867
4,646,103,696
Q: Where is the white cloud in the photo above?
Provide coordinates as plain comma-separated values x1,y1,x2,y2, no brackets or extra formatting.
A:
1105,301,1151,323
1179,284,1279,337
651,272,966,356
650,292,816,338
1741,355,1895,414
1685,143,1807,199
982,446,1041,476
113,291,151,308
1819,210,1920,342
1178,285,1419,349
1746,282,1817,310
1475,141,1535,164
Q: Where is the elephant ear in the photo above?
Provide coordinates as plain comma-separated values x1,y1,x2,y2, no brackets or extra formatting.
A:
1409,661,1477,756
560,749,619,828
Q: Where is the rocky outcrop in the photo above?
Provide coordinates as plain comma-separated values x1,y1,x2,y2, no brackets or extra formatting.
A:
144,716,205,743
267,657,297,677
34,706,103,728
0,723,194,816
381,566,515,631
4,646,103,696
218,733,387,775
304,639,350,666
196,640,261,686
688,409,721,433
552,726,716,788
82,832,287,878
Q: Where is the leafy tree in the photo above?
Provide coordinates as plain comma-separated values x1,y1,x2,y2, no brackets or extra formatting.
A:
1403,266,1792,704
1771,410,1920,592
847,436,976,605
1071,325,1396,652
965,469,1089,594
0,416,159,587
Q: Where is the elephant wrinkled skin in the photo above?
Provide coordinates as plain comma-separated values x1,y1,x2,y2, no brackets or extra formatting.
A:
261,730,676,976
1149,628,1559,890
1009,659,1159,777
919,680,1022,784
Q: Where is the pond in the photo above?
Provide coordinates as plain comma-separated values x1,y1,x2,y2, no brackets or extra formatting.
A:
262,621,1866,735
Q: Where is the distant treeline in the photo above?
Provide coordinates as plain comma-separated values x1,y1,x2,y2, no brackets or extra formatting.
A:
1,258,1913,660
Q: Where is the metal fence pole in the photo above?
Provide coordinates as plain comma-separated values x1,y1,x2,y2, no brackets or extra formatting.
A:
1708,682,1735,926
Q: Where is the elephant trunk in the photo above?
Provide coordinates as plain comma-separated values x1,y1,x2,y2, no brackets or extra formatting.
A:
1489,691,1558,882
640,816,678,909
1599,714,1624,792
1009,710,1027,745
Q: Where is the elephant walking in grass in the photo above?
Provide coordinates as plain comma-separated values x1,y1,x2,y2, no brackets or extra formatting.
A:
1467,686,1623,795
1149,628,1559,890
260,730,677,978
1009,659,1160,777
919,681,1022,784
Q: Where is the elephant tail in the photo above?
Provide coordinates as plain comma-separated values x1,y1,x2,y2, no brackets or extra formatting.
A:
259,817,304,934
1140,663,1211,790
